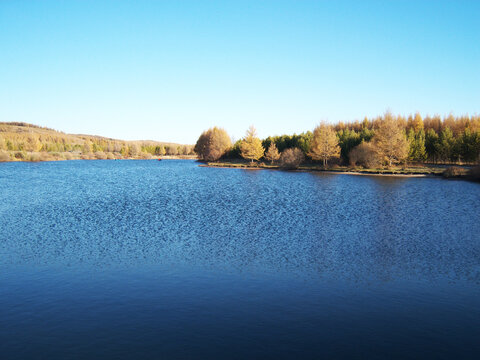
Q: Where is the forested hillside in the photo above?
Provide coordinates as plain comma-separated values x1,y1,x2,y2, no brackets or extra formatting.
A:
0,122,195,162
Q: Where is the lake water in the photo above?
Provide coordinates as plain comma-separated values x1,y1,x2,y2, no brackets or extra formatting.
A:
1,160,479,359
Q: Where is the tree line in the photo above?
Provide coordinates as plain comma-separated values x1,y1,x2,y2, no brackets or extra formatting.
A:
195,113,480,168
0,122,194,161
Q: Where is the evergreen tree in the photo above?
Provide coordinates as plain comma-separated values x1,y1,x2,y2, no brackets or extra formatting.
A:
436,127,454,162
425,128,439,163
407,128,427,162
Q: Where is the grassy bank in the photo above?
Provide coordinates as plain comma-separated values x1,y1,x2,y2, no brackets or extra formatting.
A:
200,160,451,177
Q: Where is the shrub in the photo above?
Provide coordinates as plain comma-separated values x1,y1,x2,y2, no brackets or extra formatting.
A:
14,151,26,159
28,153,41,162
139,152,152,159
94,151,107,160
349,142,381,168
279,148,304,169
443,166,468,178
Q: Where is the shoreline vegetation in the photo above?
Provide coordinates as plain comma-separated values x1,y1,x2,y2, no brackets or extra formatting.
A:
193,112,480,182
0,122,195,162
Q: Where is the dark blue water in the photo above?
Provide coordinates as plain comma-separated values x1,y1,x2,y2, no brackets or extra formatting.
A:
1,160,479,359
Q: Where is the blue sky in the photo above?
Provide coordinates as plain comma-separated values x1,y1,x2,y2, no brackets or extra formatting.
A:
1,0,479,144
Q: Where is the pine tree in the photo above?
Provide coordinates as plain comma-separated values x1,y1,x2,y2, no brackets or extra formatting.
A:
240,126,264,163
408,128,427,162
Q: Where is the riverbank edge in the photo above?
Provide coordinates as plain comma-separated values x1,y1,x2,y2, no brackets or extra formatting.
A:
199,162,450,178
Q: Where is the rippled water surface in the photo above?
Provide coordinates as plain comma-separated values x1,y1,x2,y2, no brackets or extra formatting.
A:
1,160,479,359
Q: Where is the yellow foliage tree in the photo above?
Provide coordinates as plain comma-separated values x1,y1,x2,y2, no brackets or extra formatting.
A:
240,126,264,163
265,142,280,164
308,123,340,167
373,112,409,167
413,112,424,132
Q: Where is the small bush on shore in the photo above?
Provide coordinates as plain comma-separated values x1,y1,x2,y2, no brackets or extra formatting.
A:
443,166,468,178
14,151,26,159
94,151,107,160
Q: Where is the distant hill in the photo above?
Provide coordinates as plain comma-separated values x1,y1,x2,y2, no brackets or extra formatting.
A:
0,122,195,161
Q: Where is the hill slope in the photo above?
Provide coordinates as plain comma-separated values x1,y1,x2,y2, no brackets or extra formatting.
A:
0,122,195,161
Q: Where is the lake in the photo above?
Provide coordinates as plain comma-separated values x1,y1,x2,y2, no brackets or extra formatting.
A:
1,160,479,359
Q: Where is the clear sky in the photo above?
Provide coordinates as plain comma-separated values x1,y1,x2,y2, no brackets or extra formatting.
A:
1,0,479,144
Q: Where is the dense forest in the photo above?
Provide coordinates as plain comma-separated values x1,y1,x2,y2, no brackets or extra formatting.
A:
195,113,480,167
0,122,194,162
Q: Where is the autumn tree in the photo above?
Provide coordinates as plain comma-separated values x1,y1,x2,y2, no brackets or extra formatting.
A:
308,123,340,167
155,145,166,156
349,142,381,168
240,126,264,163
372,113,409,167
194,127,232,161
82,140,92,154
265,142,280,164
129,144,140,157
279,147,305,169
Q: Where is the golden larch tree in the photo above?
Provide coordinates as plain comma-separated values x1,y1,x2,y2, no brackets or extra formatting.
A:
373,112,409,167
265,142,280,164
240,126,264,163
308,123,340,167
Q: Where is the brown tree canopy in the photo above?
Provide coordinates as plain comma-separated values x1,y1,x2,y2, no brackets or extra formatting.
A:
308,123,340,167
349,142,381,168
279,147,305,169
194,127,232,161
240,126,264,162
373,113,409,166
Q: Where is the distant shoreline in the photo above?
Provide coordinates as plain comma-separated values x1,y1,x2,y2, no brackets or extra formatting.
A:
0,154,198,163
